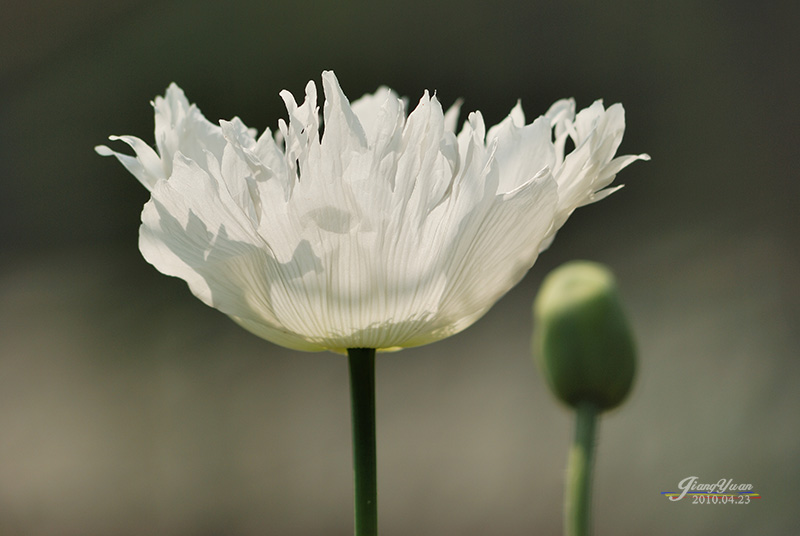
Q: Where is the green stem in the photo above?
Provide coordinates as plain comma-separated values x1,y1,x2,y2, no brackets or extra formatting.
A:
347,348,378,536
565,402,598,536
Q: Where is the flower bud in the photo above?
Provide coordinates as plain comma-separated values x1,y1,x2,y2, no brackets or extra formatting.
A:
532,261,636,411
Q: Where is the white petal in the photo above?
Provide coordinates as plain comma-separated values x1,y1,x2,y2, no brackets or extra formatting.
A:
486,100,525,142
101,73,648,353
140,155,328,351
601,152,651,178
350,85,400,143
154,83,227,175
546,98,576,126
443,99,463,133
407,171,559,346
394,91,457,217
488,111,554,194
321,71,368,162
97,83,231,190
545,101,647,244
95,135,164,190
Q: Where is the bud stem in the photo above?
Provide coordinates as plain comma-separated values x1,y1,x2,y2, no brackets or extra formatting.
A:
347,348,378,536
565,401,598,536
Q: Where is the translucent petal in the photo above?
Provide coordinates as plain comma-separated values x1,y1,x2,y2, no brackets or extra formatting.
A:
443,99,463,133
407,170,559,346
351,85,400,144
99,75,648,352
139,155,326,351
154,83,228,174
488,111,555,193
95,135,164,190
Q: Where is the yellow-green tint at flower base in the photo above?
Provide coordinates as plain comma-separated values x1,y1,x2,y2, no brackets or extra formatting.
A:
533,261,636,411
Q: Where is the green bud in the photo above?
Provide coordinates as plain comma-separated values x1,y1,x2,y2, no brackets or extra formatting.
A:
532,261,636,411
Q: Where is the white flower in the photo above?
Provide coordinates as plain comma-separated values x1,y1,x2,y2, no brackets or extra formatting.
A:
96,71,648,353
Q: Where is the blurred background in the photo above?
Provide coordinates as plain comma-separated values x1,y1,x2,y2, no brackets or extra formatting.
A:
1,0,798,534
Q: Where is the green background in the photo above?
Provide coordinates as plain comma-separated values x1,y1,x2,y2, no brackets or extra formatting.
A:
1,0,797,534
